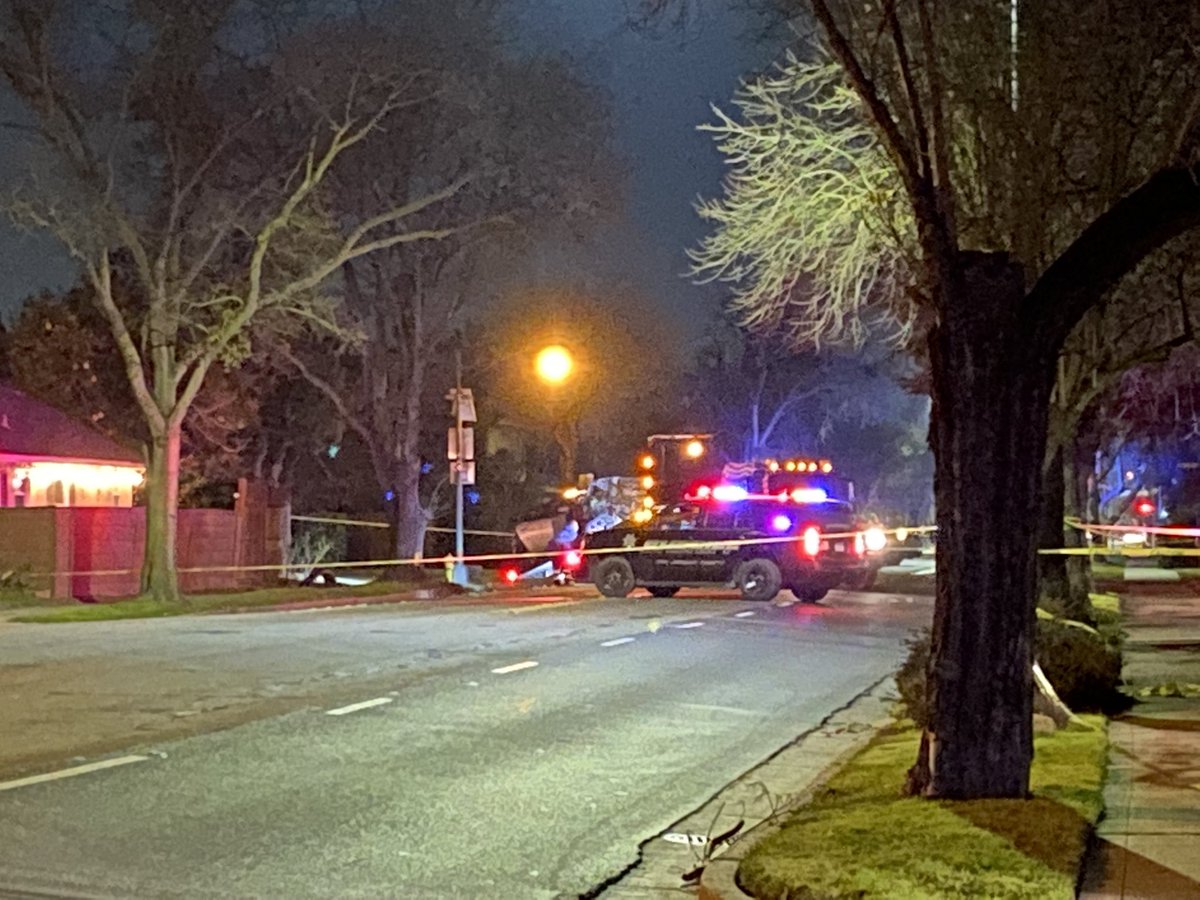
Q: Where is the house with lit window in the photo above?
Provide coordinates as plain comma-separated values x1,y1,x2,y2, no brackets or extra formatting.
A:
0,384,143,508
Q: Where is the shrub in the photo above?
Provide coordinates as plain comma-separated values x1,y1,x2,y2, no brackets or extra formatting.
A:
897,615,1124,725
1035,618,1124,712
895,630,932,727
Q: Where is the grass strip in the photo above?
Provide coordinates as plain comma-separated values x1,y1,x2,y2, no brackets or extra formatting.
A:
0,587,49,609
12,579,429,623
738,717,1107,900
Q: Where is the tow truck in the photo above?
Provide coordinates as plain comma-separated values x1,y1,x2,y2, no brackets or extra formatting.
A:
579,459,876,603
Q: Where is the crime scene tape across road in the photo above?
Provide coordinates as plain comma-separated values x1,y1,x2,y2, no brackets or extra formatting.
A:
23,525,938,580
1035,518,1200,557
24,517,1200,581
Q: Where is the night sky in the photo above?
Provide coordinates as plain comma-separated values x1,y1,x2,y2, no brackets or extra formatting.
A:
0,2,779,343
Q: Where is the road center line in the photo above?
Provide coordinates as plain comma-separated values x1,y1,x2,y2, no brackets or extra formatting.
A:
0,755,149,793
672,621,705,629
491,660,539,674
734,611,756,618
325,697,393,716
508,599,584,614
600,637,636,647
680,702,766,717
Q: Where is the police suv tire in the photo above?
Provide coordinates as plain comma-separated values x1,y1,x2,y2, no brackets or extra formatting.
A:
735,558,783,603
794,584,830,604
648,586,680,598
593,557,636,598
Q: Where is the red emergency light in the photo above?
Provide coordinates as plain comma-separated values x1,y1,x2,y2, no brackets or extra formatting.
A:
801,526,821,557
1134,499,1156,518
563,550,583,569
502,567,520,585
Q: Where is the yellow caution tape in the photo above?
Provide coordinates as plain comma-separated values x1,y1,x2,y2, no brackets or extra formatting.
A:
28,524,934,580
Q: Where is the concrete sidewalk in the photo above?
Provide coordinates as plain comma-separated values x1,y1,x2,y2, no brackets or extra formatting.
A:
1083,591,1200,899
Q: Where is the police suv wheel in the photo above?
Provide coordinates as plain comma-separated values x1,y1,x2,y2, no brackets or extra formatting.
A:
592,557,636,598
735,558,782,603
648,586,680,598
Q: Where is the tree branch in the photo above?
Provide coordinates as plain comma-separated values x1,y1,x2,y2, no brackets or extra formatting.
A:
809,0,923,209
1025,165,1200,349
88,253,166,431
278,345,374,452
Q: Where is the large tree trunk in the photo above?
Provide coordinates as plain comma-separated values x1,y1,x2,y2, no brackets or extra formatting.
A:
1062,442,1095,620
391,456,427,561
141,424,182,603
1038,446,1070,608
908,253,1057,799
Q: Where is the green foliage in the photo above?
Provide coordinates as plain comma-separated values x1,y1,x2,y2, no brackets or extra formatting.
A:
693,54,916,348
287,520,349,573
1035,618,1125,713
894,631,932,727
0,566,43,608
738,721,1107,900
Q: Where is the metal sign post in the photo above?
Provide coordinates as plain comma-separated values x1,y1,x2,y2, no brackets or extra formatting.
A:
446,350,476,587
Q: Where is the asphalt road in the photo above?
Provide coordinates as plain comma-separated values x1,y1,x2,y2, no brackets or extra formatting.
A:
0,588,930,898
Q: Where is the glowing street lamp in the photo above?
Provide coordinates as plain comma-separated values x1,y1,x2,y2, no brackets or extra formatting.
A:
684,439,705,460
535,344,574,384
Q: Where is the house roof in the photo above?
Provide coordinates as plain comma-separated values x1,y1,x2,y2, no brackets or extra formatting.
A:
0,384,141,465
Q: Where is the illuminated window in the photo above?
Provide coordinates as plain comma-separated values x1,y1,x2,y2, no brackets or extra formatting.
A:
47,481,65,505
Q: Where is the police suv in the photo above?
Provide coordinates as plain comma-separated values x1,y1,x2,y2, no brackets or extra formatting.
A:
579,481,871,603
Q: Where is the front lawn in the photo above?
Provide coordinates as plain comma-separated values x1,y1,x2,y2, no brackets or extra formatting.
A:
12,579,430,623
738,718,1107,900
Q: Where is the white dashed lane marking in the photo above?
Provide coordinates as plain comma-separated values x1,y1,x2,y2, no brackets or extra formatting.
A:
671,621,705,629
0,755,149,793
600,637,636,647
734,611,756,618
326,697,393,716
491,660,540,675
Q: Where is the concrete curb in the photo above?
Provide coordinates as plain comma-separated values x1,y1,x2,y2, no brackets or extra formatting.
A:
601,678,896,898
696,684,894,900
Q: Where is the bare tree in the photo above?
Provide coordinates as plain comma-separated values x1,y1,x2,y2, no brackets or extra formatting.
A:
687,323,906,460
284,30,619,559
0,2,480,600
686,0,1200,797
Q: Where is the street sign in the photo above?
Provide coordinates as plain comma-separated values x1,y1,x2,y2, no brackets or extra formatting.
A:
447,427,474,461
445,388,477,423
450,460,476,486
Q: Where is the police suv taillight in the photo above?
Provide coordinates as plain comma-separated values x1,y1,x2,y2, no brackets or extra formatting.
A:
801,526,821,557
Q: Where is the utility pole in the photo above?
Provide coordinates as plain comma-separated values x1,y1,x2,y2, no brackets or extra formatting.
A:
453,349,467,585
